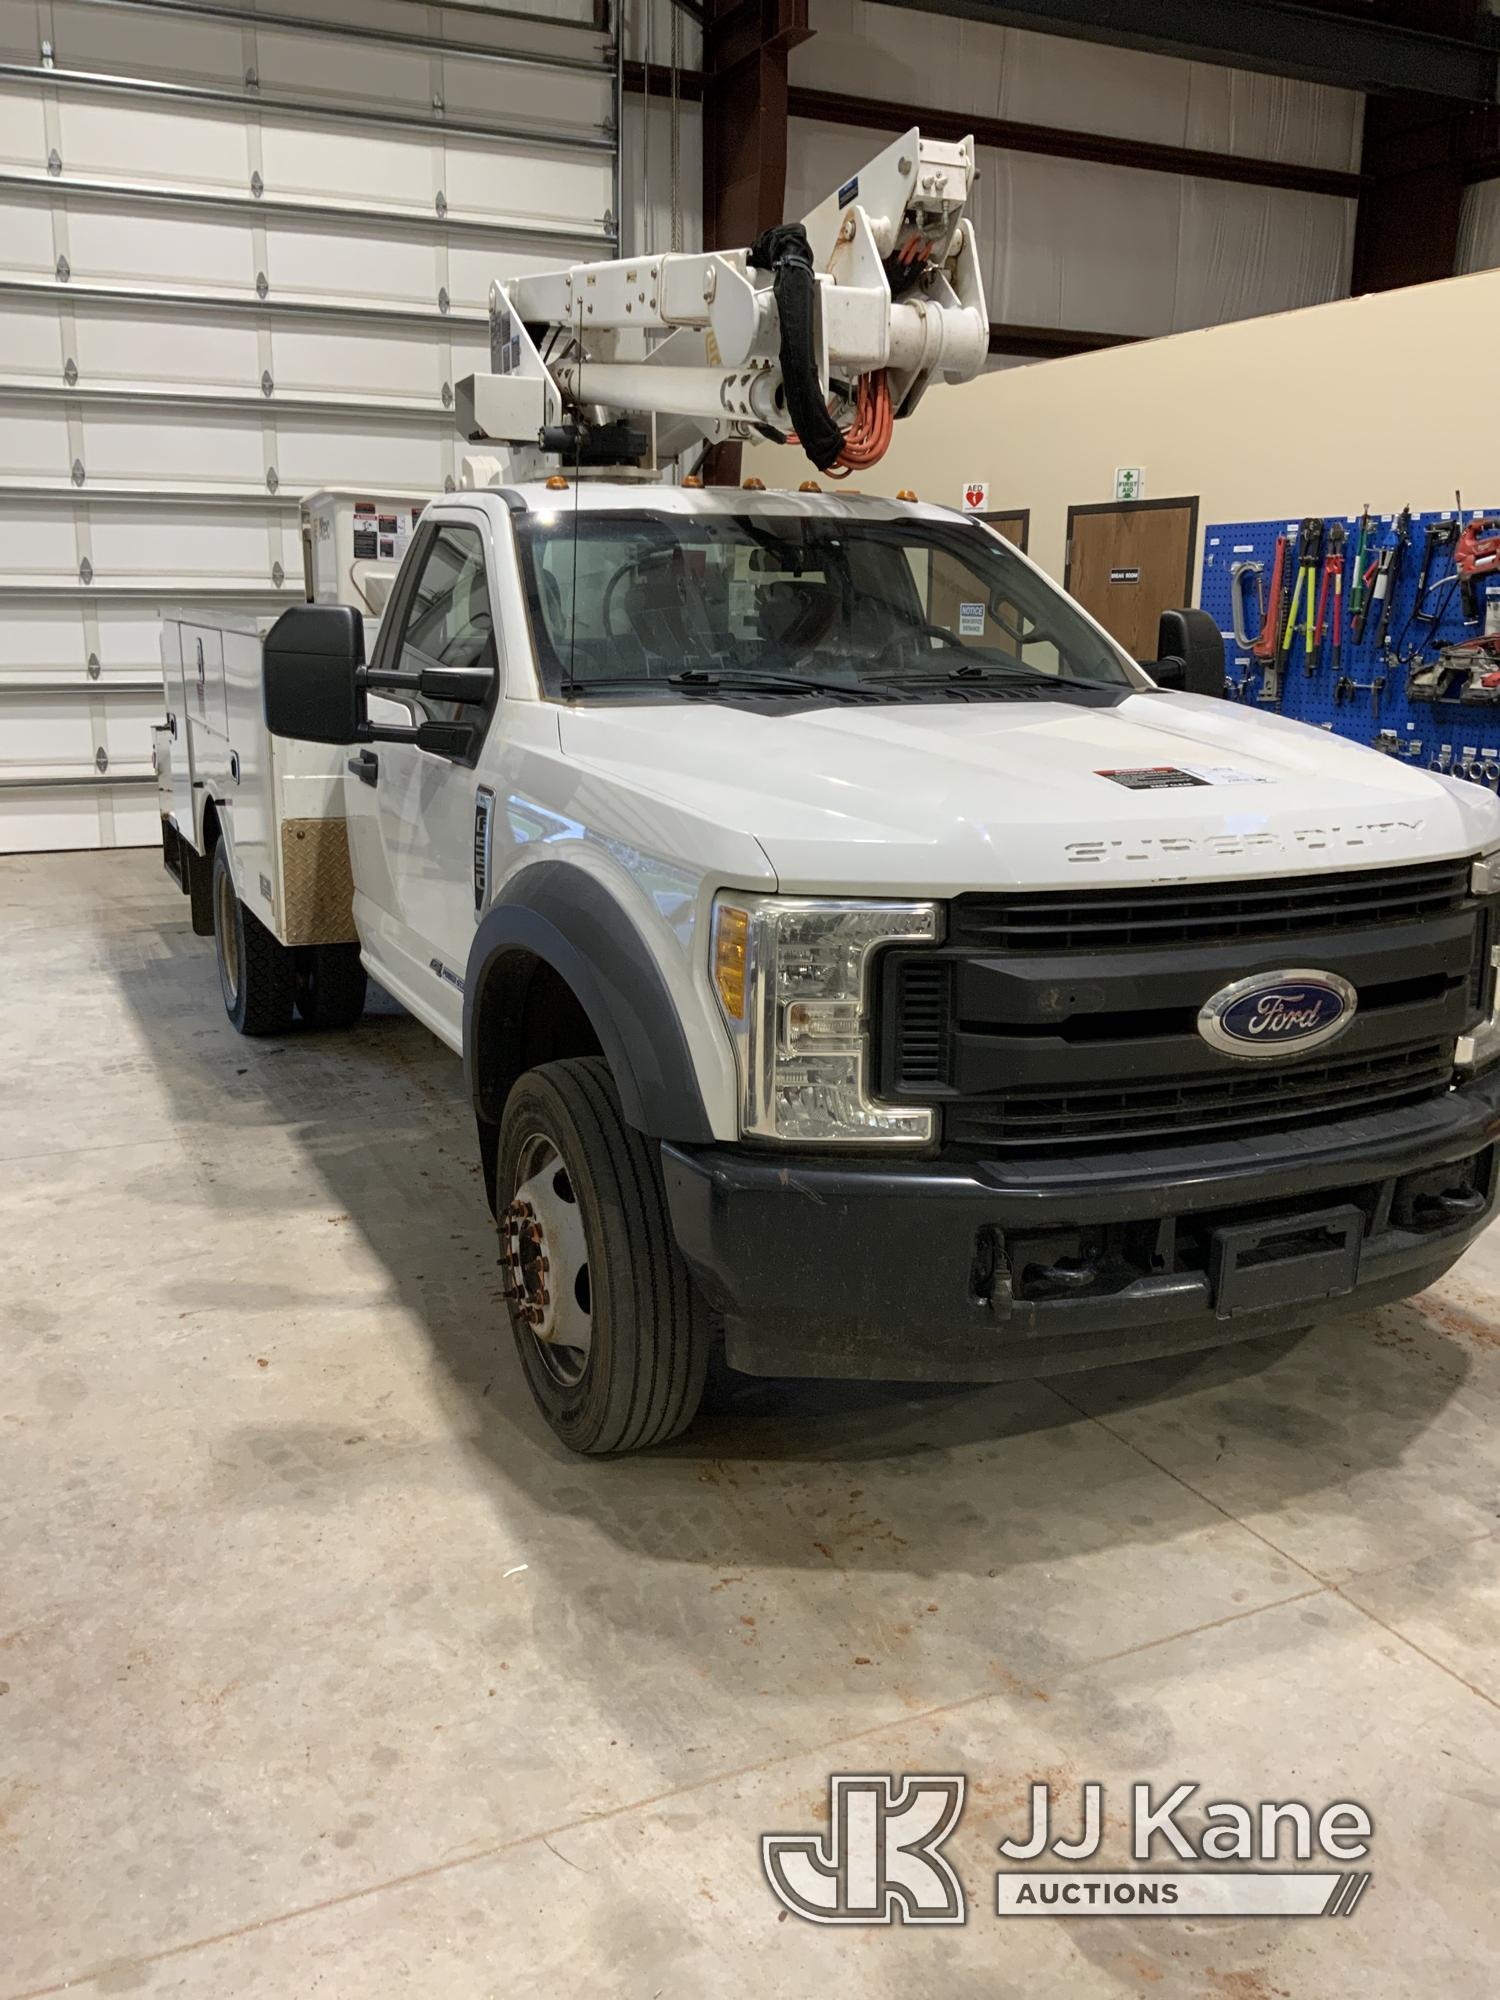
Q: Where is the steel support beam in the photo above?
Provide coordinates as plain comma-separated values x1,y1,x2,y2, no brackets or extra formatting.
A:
881,0,1499,104
627,64,1362,199
988,322,1140,360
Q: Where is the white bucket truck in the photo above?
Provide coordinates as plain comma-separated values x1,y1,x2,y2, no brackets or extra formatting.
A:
159,131,1500,1454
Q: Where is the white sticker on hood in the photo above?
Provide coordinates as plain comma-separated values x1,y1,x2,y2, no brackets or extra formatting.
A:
1179,764,1270,786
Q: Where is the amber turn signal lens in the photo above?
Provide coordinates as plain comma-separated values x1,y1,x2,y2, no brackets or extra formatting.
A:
545,474,569,491
713,905,749,1021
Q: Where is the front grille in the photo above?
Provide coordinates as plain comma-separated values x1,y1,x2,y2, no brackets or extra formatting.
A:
945,1041,1454,1152
889,957,952,1087
950,858,1471,955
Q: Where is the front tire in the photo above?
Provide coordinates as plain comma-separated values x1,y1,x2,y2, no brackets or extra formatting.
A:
497,1057,709,1454
212,842,295,1036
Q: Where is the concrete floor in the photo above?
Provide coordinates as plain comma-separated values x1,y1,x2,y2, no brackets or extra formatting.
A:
2,848,1499,1998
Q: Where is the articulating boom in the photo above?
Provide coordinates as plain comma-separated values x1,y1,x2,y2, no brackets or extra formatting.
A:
455,127,989,485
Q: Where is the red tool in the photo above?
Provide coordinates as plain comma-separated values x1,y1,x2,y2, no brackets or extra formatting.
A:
1312,520,1346,673
1456,516,1500,623
1252,534,1287,661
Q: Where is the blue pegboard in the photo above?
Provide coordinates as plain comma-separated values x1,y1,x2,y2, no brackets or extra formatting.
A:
1200,508,1500,774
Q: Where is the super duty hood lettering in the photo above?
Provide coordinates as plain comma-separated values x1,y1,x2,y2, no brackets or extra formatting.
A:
1065,819,1428,866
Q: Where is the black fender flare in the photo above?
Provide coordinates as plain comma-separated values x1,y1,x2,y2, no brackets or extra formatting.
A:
463,860,714,1143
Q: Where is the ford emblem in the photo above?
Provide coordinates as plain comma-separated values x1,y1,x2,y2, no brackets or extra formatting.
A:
1197,969,1357,1060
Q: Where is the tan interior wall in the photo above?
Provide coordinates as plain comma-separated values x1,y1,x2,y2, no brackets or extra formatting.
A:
741,267,1500,598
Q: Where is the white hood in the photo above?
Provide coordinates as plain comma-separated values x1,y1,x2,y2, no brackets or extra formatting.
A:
560,689,1500,895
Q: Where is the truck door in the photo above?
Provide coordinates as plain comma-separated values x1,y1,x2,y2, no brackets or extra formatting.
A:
343,513,503,1044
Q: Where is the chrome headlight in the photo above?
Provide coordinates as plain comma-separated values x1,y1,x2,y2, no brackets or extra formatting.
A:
711,895,940,1142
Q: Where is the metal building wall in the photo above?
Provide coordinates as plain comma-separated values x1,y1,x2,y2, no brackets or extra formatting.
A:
1458,178,1500,273
0,0,618,851
788,0,1361,343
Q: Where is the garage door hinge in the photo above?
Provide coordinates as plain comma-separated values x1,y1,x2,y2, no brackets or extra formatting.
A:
250,170,263,199
266,466,279,493
79,557,93,585
255,270,269,300
40,36,54,66
87,653,101,680
261,369,274,397
56,255,70,283
95,746,108,773
47,147,62,176
71,458,85,487
63,356,77,385
272,561,285,587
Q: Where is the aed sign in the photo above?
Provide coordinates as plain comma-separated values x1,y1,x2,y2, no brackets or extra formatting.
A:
962,480,989,513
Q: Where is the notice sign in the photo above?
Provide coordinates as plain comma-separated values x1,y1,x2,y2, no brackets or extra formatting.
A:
959,602,985,636
962,480,989,513
1109,567,1141,584
1115,467,1145,501
1097,767,1210,791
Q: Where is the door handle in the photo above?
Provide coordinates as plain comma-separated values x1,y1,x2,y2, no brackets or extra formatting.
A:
348,748,379,787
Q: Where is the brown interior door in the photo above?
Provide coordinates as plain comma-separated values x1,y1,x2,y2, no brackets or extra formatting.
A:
926,509,1031,654
1065,498,1198,659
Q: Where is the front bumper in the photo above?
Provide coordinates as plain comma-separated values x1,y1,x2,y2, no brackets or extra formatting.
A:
661,1069,1500,1381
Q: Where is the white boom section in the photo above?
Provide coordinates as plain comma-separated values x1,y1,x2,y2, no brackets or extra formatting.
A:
454,127,989,484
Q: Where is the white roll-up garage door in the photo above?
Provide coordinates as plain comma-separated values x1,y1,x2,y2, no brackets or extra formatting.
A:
0,0,619,851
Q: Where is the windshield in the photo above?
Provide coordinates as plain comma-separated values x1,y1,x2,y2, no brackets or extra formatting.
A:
514,510,1137,701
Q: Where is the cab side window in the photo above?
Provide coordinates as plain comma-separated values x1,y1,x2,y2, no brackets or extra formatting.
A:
393,522,500,727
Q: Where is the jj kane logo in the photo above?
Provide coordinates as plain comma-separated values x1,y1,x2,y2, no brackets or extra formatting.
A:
762,1777,1373,1925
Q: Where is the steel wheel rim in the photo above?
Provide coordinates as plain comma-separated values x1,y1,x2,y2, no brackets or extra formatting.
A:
215,867,240,1004
501,1131,593,1388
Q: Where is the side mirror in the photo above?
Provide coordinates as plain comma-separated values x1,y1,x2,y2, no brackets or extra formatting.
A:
1152,608,1226,698
263,605,363,743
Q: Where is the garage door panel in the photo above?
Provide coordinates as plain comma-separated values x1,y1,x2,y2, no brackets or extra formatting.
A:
0,82,47,166
0,303,63,374
265,224,439,309
100,689,164,759
0,792,112,852
0,200,58,276
63,207,254,292
274,420,450,490
270,324,448,400
447,242,578,311
437,64,611,137
73,313,262,391
444,143,610,229
84,507,293,583
60,98,252,189
0,697,97,763
0,505,77,575
47,0,243,83
81,409,269,484
253,31,435,114
0,405,71,478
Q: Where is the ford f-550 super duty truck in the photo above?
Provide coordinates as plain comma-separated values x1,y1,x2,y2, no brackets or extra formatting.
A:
157,131,1500,1454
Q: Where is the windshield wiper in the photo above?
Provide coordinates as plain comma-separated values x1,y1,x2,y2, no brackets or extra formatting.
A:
562,668,907,702
867,661,1072,692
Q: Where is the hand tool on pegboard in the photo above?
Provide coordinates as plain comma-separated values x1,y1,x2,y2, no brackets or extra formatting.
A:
1251,531,1289,703
1456,515,1500,625
1311,520,1346,675
1347,506,1373,643
1368,505,1411,655
1412,518,1460,632
1230,559,1265,651
1278,517,1324,675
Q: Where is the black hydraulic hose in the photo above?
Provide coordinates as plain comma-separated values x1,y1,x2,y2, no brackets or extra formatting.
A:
747,223,845,473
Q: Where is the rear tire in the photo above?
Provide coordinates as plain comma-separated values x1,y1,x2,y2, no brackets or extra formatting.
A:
212,842,295,1037
295,943,367,1030
497,1056,709,1454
